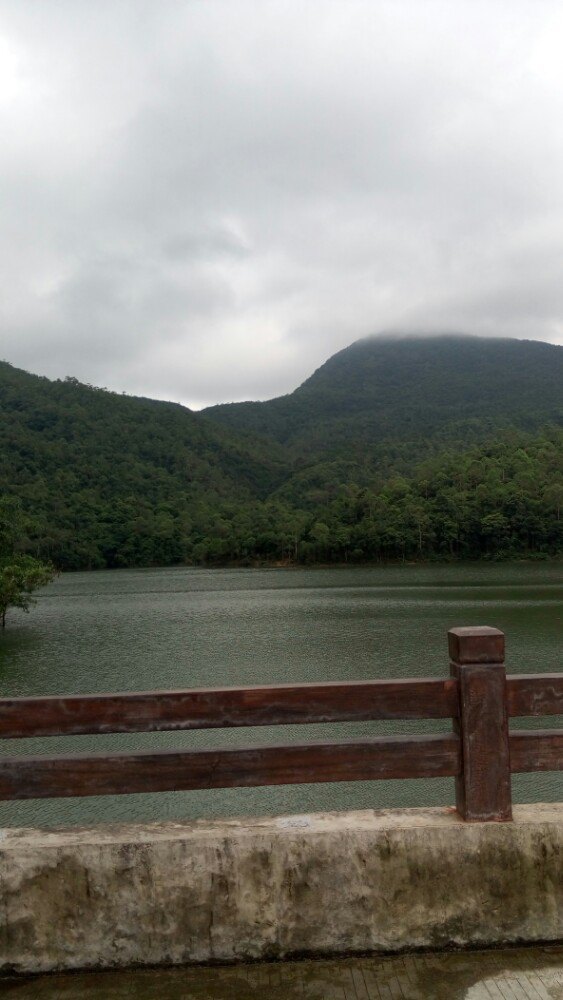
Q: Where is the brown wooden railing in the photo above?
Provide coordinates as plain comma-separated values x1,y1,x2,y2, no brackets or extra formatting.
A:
0,627,561,820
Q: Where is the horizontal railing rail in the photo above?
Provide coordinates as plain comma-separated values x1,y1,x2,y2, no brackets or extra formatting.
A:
0,674,561,740
508,730,563,773
0,678,460,738
0,735,462,800
506,675,563,717
0,626,560,819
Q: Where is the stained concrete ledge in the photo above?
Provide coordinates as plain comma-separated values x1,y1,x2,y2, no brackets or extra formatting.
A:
0,804,561,974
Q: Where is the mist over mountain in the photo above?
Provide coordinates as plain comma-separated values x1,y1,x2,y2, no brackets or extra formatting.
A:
1,335,562,568
204,334,562,450
202,334,562,505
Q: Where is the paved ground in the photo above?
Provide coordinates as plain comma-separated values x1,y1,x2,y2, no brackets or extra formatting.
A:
2,947,563,999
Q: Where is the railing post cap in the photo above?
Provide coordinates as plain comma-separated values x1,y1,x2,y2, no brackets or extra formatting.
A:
448,626,505,664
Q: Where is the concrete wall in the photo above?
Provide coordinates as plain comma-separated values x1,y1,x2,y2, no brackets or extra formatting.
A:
0,804,561,974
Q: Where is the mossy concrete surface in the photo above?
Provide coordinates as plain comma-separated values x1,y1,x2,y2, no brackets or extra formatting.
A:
0,805,561,975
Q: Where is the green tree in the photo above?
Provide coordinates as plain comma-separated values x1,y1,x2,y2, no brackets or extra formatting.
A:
0,498,57,627
0,555,57,628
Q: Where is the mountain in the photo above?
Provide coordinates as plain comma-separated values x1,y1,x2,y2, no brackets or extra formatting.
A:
204,334,562,459
0,361,288,568
202,335,563,506
1,335,562,568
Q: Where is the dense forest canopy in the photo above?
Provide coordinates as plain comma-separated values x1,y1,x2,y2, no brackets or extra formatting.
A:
1,335,562,569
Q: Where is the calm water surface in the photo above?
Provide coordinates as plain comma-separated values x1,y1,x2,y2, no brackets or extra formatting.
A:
0,564,561,827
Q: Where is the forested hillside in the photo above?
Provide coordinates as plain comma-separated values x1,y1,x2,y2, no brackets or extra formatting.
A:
0,361,288,568
1,335,562,568
204,336,563,494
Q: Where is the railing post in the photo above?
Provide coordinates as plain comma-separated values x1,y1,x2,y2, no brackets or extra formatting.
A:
449,626,512,822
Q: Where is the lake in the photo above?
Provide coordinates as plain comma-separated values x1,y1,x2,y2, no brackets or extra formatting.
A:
0,563,561,828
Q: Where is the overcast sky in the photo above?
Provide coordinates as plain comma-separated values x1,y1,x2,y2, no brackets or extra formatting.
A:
1,1,563,408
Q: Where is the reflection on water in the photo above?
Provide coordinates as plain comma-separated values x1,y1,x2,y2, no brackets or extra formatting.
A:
0,563,561,827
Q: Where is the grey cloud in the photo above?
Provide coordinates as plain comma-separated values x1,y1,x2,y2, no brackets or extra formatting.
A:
1,0,562,407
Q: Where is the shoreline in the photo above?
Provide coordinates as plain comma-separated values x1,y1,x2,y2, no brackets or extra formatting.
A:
56,554,563,573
